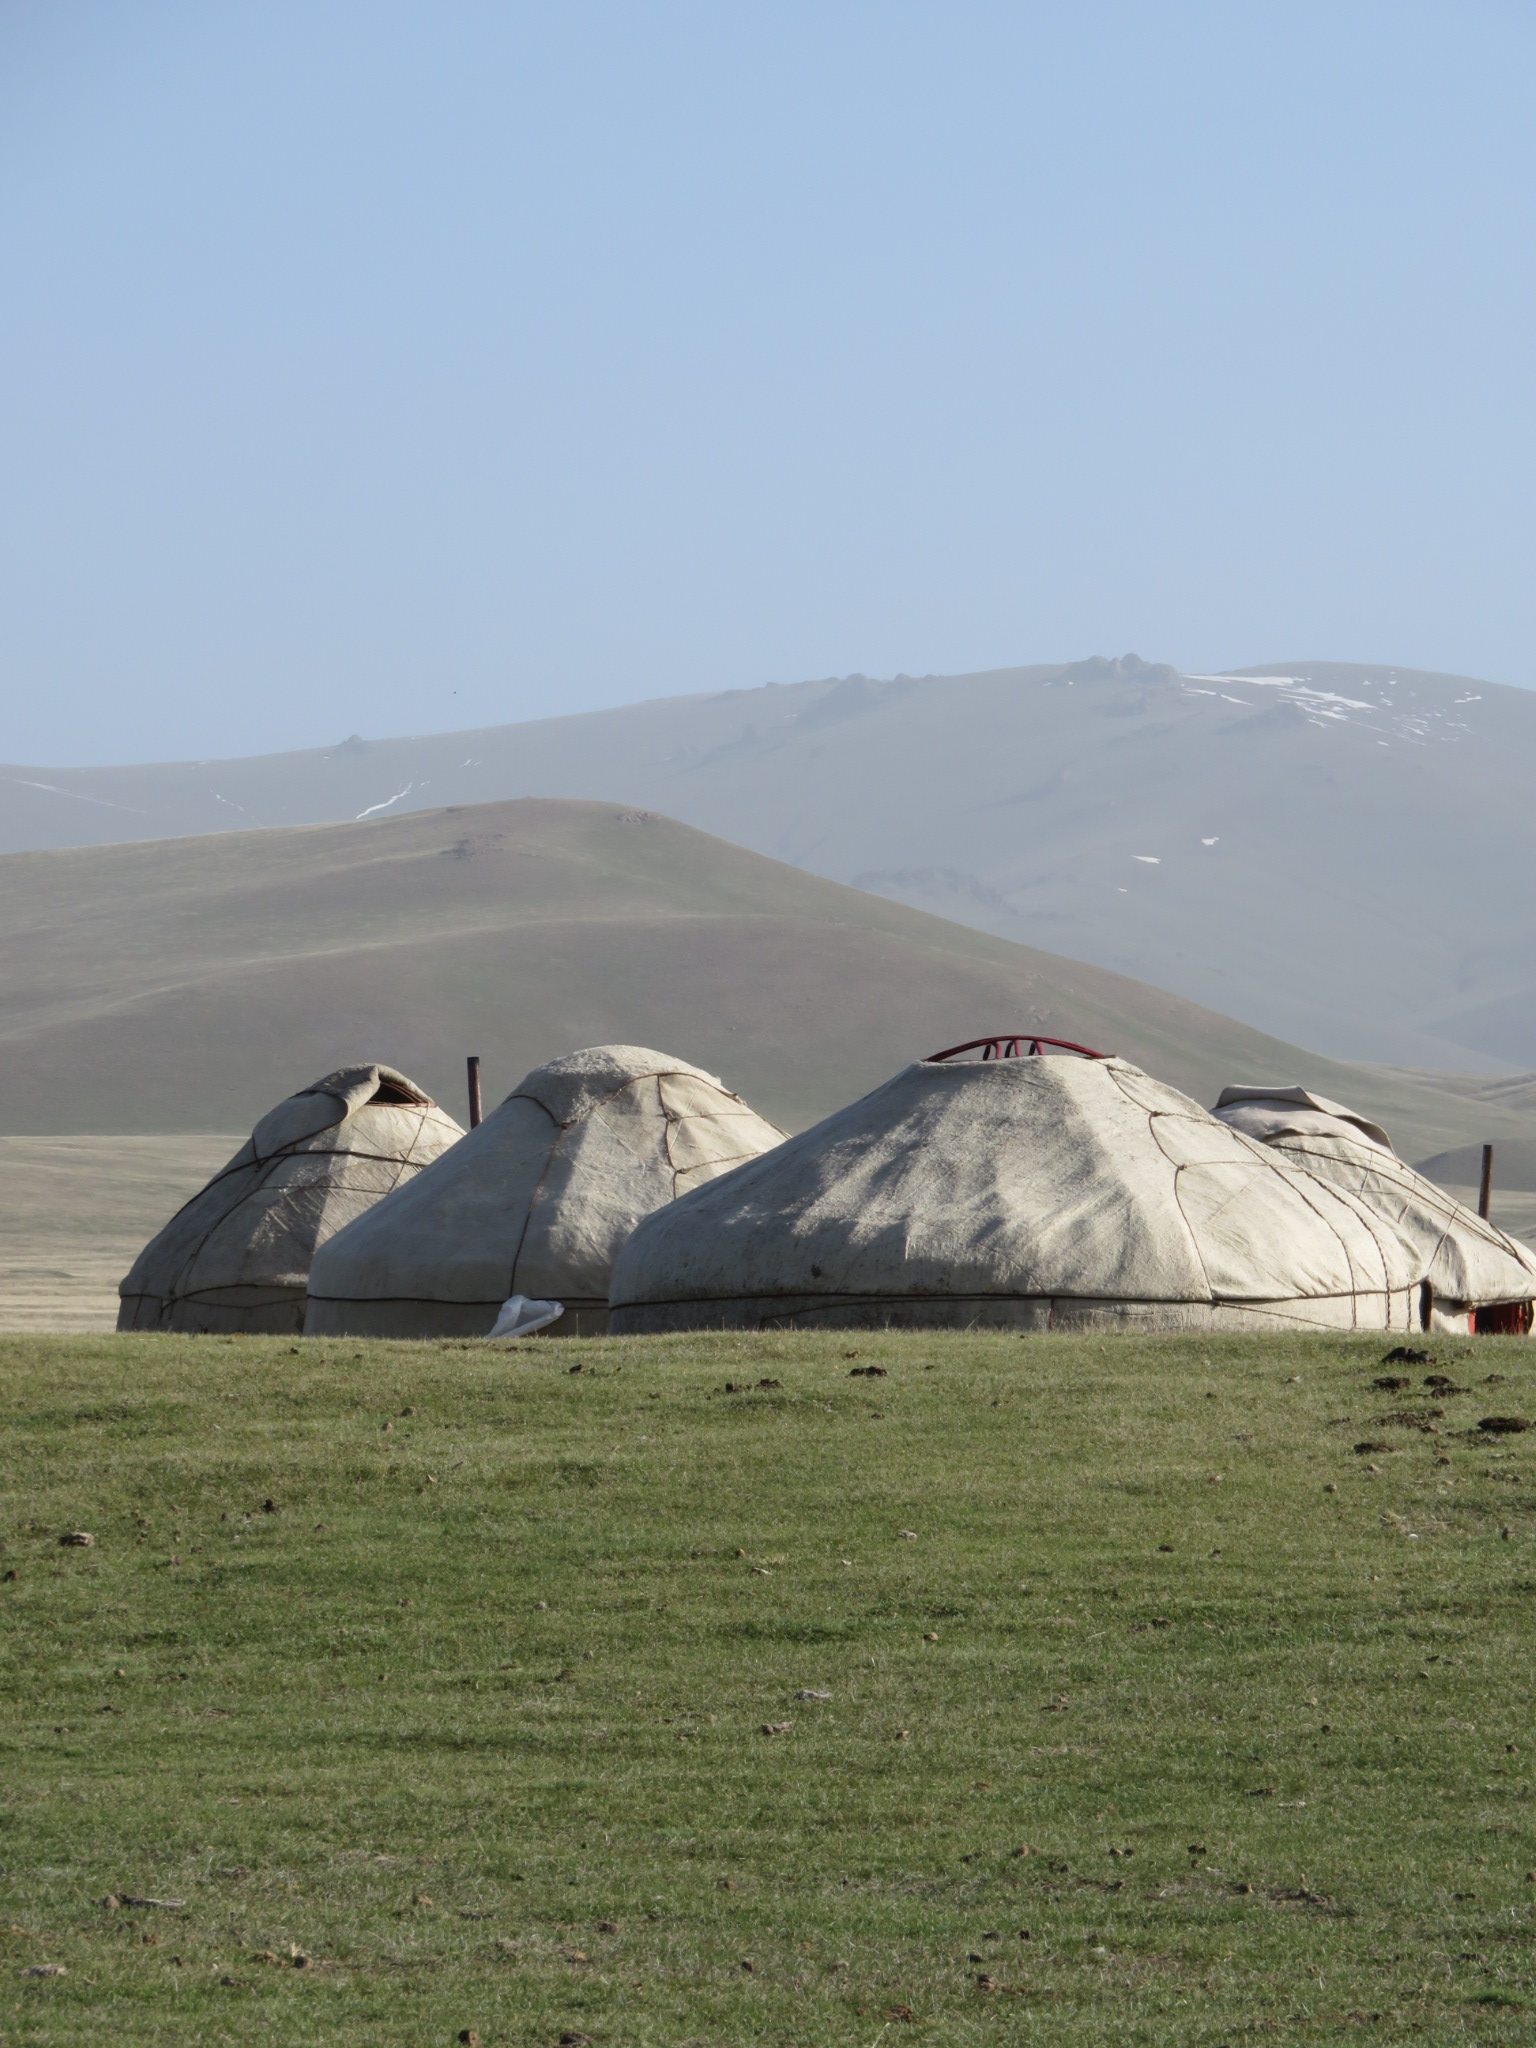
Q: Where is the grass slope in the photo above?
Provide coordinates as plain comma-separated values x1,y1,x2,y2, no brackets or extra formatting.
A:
2,1331,1535,2045
0,797,1521,1161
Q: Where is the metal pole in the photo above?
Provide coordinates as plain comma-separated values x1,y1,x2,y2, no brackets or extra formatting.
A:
1478,1143,1494,1220
467,1055,483,1130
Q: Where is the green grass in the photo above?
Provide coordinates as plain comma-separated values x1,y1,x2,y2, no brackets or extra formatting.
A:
2,1330,1534,2045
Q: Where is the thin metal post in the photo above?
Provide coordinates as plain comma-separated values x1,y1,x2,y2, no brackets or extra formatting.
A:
467,1055,483,1130
1478,1143,1494,1220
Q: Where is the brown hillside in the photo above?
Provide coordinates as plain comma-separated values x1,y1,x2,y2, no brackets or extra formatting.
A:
0,797,1519,1158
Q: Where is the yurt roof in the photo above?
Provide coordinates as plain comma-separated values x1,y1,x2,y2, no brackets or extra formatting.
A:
304,1044,786,1329
1213,1084,1393,1152
1214,1085,1536,1311
610,1050,1420,1330
118,1063,462,1330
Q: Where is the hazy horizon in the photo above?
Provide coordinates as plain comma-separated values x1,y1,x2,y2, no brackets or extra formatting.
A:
4,1,1534,767
1,646,1520,773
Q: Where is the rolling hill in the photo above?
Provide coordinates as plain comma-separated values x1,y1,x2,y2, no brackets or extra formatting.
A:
5,654,1535,1071
0,795,1529,1172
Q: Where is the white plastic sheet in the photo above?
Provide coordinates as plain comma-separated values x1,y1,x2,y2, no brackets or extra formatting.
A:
487,1294,565,1339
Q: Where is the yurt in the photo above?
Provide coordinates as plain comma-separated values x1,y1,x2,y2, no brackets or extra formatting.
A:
304,1045,787,1338
118,1065,463,1334
609,1038,1430,1334
1213,1085,1536,1334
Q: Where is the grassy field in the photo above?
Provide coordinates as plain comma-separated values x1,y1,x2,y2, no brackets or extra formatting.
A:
2,1330,1533,2045
0,1137,237,1333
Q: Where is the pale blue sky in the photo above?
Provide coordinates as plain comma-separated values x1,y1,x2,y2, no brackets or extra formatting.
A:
3,1,1533,764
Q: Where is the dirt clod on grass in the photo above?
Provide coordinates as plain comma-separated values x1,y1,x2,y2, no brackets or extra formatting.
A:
1372,1407,1444,1430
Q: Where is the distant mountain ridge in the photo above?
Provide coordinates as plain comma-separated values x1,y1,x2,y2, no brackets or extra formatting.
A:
4,653,1533,1069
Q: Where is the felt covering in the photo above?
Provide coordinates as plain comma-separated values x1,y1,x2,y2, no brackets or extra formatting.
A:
118,1065,462,1333
304,1045,786,1337
1213,1085,1393,1151
1213,1086,1536,1323
610,1053,1436,1334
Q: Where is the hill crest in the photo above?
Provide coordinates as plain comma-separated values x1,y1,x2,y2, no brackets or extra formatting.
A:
6,654,1536,1072
0,795,1527,1174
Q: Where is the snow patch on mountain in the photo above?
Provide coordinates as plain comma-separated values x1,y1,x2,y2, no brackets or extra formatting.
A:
1181,670,1474,747
356,783,418,820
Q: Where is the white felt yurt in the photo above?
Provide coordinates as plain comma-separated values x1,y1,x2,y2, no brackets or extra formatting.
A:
118,1065,463,1334
304,1045,787,1338
1213,1086,1536,1334
609,1042,1433,1334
